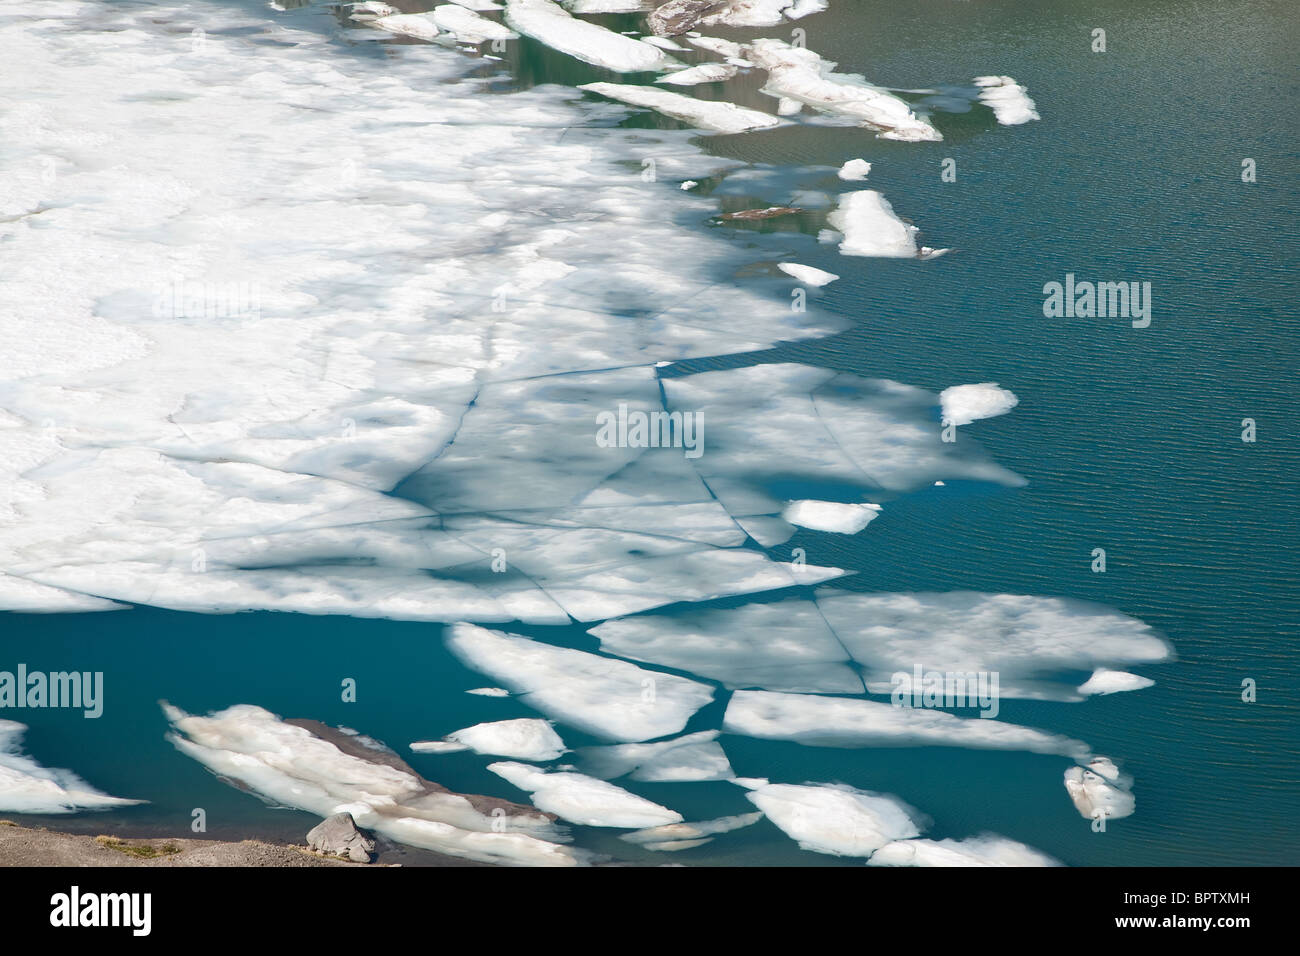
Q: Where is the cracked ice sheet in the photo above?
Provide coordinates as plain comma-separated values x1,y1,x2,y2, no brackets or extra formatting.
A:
724,690,1091,757
0,721,143,814
576,730,734,781
164,703,582,866
489,761,682,828
0,4,845,615
446,624,715,741
593,591,1167,699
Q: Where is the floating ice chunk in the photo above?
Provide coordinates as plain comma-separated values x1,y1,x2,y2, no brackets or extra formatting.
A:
827,190,920,257
687,35,744,58
940,383,1019,426
782,500,879,533
745,39,942,142
446,624,714,742
973,75,1040,125
593,599,863,694
1078,669,1156,696
681,179,698,189
621,811,762,848
838,158,872,180
446,0,506,9
656,62,739,85
0,721,143,814
565,0,649,11
776,96,802,115
348,1,400,19
642,35,689,52
776,262,838,286
746,782,921,857
410,740,472,754
372,12,442,41
488,761,682,828
1064,762,1135,821
724,690,1091,756
870,835,1061,867
579,83,779,133
432,5,519,42
165,704,579,866
649,1,730,35
505,0,675,72
576,731,733,781
417,718,567,761
467,687,511,697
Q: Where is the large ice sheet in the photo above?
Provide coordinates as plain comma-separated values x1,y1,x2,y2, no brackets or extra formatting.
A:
446,624,715,741
0,720,142,814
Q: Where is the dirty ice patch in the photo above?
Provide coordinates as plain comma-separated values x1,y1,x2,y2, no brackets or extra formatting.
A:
0,720,143,814
580,82,781,133
164,703,580,866
505,0,675,72
745,39,942,142
870,835,1060,867
576,731,734,781
724,690,1091,757
413,718,567,761
446,624,714,742
621,811,762,850
746,782,921,857
940,383,1019,426
488,761,683,828
973,75,1040,126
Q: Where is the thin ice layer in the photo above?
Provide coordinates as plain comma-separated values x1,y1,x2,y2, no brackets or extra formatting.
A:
0,720,142,814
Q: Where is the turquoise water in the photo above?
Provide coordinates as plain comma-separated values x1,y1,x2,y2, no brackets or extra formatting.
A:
2,0,1297,865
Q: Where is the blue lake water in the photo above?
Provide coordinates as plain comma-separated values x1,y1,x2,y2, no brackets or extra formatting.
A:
1,0,1296,865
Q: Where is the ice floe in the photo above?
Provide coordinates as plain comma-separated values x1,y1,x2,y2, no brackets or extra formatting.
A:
656,63,739,85
621,811,762,850
0,720,143,814
745,39,942,141
940,383,1019,426
869,835,1060,867
724,689,1091,757
776,262,839,286
164,704,583,865
580,82,780,133
413,718,567,760
973,75,1040,126
1077,668,1156,696
505,0,675,71
488,761,683,827
781,500,880,533
431,5,519,42
576,730,734,781
446,624,715,741
745,781,921,857
1064,760,1136,821
827,190,921,257
838,158,872,180
371,12,443,41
